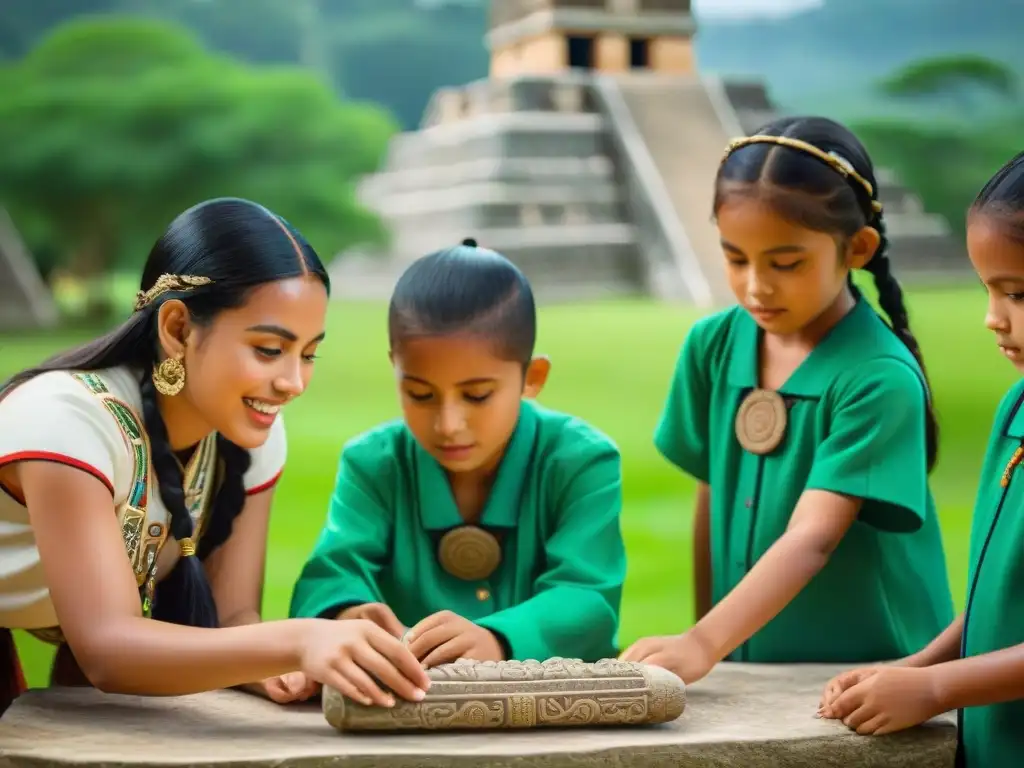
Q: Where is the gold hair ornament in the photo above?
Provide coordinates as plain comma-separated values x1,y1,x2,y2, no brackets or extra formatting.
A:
722,135,884,214
179,537,197,557
134,274,213,312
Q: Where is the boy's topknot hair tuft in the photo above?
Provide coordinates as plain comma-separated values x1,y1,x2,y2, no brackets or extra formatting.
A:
388,239,536,366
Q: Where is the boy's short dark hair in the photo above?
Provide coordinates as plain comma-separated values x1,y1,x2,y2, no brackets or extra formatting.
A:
388,238,537,366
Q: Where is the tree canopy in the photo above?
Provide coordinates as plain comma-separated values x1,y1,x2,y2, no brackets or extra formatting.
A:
0,15,396,282
0,0,490,131
879,53,1017,108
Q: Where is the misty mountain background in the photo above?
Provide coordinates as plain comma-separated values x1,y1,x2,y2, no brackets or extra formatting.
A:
695,0,1022,123
411,0,1023,127
6,0,1016,130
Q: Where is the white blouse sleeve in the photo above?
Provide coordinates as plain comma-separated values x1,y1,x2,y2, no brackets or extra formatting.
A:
243,414,287,495
0,371,131,502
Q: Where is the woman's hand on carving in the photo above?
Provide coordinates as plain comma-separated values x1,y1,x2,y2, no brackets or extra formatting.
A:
259,671,320,704
405,610,505,668
299,618,431,707
816,666,942,735
618,630,717,684
337,602,407,638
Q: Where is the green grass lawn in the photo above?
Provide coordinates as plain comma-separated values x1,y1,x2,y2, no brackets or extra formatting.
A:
0,287,1014,687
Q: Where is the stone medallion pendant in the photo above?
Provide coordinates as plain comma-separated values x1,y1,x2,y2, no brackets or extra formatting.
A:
437,525,502,581
735,388,788,455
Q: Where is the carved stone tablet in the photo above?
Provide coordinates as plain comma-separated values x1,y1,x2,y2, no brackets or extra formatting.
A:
437,526,502,581
323,657,686,732
735,388,787,455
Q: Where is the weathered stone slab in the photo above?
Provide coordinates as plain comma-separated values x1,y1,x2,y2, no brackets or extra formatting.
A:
0,662,956,768
323,658,687,731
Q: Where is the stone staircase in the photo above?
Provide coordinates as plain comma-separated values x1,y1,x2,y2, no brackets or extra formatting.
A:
330,73,724,305
608,74,736,304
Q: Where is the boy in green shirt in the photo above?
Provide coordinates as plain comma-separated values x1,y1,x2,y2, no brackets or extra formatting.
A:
290,239,625,666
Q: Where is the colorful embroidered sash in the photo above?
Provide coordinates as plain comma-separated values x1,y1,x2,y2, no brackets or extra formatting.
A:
28,372,216,646
26,374,159,647
71,372,163,617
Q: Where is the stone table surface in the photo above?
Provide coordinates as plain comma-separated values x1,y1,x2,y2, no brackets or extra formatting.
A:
0,662,956,768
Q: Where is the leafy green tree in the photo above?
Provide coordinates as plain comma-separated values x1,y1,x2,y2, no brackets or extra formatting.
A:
853,117,1019,239
879,53,1017,111
0,15,395,286
0,0,491,130
856,54,1023,238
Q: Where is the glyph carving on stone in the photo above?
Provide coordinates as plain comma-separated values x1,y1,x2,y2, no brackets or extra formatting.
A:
322,657,686,732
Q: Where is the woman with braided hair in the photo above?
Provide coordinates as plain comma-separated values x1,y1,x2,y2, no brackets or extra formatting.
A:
620,116,954,684
0,197,429,715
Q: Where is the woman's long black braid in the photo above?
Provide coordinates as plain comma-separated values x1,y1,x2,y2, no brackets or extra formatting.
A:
140,369,253,627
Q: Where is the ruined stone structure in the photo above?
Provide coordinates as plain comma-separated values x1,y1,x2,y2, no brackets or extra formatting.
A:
330,0,964,306
0,208,59,330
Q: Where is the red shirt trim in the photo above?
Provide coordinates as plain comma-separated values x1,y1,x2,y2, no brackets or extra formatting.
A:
0,451,115,504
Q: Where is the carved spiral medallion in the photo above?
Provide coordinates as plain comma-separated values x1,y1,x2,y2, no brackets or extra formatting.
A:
734,388,788,455
437,526,501,581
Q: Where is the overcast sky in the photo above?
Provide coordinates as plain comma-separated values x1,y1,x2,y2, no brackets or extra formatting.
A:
693,0,824,19
416,0,828,19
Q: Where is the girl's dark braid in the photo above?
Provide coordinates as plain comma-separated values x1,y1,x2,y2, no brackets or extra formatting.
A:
861,210,940,472
139,369,219,627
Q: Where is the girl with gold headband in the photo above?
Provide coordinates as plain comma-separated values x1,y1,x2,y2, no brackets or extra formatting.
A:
0,197,429,715
620,116,954,683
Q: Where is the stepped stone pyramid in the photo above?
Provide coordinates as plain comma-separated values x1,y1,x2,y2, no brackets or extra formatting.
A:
330,0,966,306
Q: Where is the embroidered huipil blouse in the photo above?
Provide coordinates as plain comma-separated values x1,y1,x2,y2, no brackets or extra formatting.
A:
0,366,286,640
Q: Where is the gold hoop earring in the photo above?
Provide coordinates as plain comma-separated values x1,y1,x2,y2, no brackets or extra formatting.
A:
152,357,186,397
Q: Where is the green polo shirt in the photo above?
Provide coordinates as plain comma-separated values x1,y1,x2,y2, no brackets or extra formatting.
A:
959,378,1024,767
289,399,625,663
653,298,953,663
